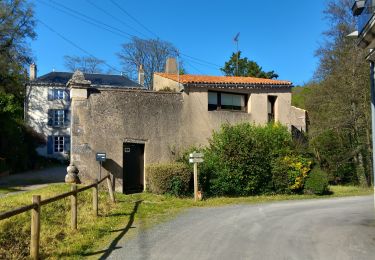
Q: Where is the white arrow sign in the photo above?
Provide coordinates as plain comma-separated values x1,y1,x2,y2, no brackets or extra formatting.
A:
189,152,204,158
189,158,204,163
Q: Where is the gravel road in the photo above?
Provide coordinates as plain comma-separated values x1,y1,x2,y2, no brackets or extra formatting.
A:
107,196,375,260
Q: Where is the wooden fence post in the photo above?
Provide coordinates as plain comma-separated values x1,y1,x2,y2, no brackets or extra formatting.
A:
106,175,115,203
93,179,98,217
30,195,41,260
71,185,77,230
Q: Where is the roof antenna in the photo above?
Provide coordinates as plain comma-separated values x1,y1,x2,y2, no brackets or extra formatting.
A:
233,32,240,76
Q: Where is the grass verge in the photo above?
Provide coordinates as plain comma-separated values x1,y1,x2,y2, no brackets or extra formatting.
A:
0,184,372,259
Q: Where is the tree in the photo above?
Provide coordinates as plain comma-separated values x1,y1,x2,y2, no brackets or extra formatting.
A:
64,55,105,74
0,0,42,173
221,51,278,79
0,0,36,97
118,37,180,89
303,0,372,186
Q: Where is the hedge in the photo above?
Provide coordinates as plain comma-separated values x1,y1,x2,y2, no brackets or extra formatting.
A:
304,168,329,195
146,163,191,196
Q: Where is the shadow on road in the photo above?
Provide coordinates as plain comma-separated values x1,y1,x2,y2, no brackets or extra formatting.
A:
83,199,143,259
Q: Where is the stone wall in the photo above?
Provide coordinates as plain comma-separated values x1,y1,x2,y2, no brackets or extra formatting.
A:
71,89,185,191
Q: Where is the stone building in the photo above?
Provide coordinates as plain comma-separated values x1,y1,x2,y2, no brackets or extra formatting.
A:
69,59,307,193
25,64,142,159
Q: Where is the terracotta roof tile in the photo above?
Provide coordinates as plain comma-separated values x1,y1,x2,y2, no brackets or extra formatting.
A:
155,73,292,86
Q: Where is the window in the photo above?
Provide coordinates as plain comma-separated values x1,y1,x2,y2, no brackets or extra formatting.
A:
208,91,246,111
268,96,277,122
48,109,69,128
53,89,64,100
48,109,65,127
54,136,64,152
48,88,67,100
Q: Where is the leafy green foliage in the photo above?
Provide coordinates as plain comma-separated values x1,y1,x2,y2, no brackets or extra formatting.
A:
199,123,302,196
0,92,23,117
0,0,36,98
146,163,191,196
221,51,278,78
299,0,372,186
0,1,42,173
271,155,312,194
304,168,330,195
291,86,311,109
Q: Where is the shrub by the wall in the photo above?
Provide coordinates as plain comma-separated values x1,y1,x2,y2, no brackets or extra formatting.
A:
304,168,329,195
146,163,191,196
271,155,312,194
201,123,293,196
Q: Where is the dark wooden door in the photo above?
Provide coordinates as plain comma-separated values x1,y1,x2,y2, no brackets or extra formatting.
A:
123,143,144,194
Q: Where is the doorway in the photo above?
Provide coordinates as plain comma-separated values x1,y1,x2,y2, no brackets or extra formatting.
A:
123,143,144,194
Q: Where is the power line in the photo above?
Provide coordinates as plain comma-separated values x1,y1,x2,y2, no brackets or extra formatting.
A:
180,53,221,68
182,55,222,70
37,19,122,73
39,0,134,40
108,0,222,71
183,60,205,74
39,0,223,75
109,0,159,39
84,0,150,39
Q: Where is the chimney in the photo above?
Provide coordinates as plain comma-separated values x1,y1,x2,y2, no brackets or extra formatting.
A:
30,63,37,80
165,57,178,74
138,64,145,86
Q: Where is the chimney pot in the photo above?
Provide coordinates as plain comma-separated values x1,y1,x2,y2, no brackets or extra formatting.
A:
30,63,37,80
165,58,178,74
138,64,145,86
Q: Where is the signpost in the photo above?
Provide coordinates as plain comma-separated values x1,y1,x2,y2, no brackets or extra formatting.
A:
189,152,204,202
95,152,106,180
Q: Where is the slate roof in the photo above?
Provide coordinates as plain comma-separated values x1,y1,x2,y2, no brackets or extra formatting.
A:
155,73,292,87
31,72,142,88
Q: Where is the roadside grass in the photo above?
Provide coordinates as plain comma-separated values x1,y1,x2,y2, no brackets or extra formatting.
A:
0,187,21,195
0,184,372,259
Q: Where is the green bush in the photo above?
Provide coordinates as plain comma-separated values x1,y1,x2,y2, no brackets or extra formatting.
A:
201,123,294,196
271,155,312,194
304,168,329,195
146,163,191,196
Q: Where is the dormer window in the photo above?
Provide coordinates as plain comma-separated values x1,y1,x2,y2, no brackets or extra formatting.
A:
208,91,246,111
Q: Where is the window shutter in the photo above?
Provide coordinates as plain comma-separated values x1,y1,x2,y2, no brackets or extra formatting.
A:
65,89,70,101
48,89,54,101
64,109,70,127
64,135,70,152
47,136,53,154
47,109,53,126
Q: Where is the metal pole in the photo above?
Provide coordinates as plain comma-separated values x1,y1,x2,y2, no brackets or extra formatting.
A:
99,161,102,180
370,61,375,209
194,162,198,202
236,41,239,76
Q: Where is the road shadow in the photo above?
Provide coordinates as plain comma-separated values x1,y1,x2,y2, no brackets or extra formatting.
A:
83,200,143,259
0,166,66,188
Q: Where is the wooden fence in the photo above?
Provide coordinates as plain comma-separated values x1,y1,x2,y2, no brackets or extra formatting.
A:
0,175,115,259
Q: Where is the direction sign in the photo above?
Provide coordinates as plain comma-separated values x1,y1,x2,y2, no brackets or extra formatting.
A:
96,152,106,162
189,158,204,163
189,152,204,158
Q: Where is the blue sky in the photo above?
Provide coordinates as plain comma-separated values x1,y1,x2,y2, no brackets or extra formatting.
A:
31,0,328,85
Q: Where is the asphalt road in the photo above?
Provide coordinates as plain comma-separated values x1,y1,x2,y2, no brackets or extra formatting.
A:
107,196,375,260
